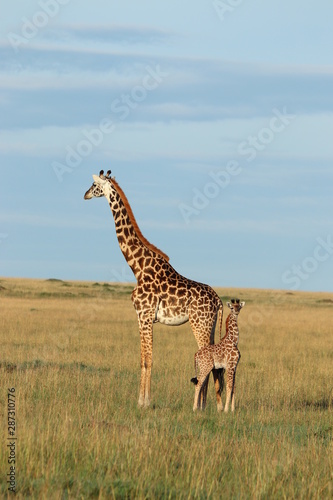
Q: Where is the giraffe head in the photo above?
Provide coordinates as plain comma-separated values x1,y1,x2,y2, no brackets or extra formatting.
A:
84,170,113,200
227,298,245,315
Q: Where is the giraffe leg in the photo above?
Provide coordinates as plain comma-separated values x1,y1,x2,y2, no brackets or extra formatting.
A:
193,383,201,411
189,309,218,410
193,372,210,411
224,368,236,413
229,353,240,412
231,377,236,412
200,313,219,410
200,373,209,410
138,360,146,408
137,313,154,408
213,368,224,411
231,358,240,412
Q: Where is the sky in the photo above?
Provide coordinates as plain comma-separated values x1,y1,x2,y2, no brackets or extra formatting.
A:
1,0,333,292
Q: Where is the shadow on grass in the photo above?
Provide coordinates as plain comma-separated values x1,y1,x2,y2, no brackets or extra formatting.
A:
296,397,332,410
0,360,110,373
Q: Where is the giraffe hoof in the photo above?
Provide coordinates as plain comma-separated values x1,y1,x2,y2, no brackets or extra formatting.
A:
138,397,151,408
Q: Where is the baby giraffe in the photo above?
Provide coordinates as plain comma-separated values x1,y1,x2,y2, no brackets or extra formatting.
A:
191,299,245,412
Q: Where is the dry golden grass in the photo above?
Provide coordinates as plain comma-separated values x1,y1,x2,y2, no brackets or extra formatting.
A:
0,277,332,498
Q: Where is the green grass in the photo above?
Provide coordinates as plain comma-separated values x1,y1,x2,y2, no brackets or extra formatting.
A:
0,278,332,498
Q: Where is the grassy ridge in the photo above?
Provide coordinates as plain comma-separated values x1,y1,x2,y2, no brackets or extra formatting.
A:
0,278,332,498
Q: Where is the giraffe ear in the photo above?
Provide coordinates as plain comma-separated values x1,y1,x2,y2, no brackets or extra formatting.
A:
92,174,106,184
240,301,245,307
227,301,232,309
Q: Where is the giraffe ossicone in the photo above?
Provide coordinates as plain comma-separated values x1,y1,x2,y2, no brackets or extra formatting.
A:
191,298,245,412
84,171,224,408
92,174,104,183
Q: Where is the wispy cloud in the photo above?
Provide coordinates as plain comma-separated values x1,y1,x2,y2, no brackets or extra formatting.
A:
1,34,333,132
0,212,109,230
44,24,174,45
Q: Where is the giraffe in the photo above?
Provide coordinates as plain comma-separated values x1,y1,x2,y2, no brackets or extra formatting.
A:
84,170,224,408
191,298,245,412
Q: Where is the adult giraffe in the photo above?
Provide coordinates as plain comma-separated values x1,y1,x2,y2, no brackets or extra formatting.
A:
84,170,223,408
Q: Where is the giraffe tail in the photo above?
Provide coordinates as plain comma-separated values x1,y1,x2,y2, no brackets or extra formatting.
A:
190,354,199,385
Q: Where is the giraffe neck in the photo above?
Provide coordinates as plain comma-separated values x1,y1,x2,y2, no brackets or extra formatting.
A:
225,312,239,344
104,180,168,279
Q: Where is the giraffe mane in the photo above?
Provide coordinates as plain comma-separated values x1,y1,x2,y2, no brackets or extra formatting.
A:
111,178,170,262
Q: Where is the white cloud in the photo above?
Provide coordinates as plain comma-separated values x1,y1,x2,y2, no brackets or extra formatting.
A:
0,211,109,230
0,69,143,91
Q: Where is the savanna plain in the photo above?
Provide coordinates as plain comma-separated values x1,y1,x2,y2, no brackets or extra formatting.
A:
0,278,332,499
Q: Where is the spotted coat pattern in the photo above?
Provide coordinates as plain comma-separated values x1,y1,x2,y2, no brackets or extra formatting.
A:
84,172,224,407
191,300,245,412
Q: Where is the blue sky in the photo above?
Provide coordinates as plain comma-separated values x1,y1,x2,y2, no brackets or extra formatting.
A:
1,0,333,292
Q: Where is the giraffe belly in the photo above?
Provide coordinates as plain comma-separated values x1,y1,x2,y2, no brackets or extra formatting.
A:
214,361,226,370
213,353,226,370
155,306,189,326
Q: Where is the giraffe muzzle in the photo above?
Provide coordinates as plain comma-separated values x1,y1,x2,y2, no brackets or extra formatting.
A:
84,189,93,200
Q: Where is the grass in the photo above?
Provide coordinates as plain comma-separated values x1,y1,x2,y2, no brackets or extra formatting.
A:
0,278,332,498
